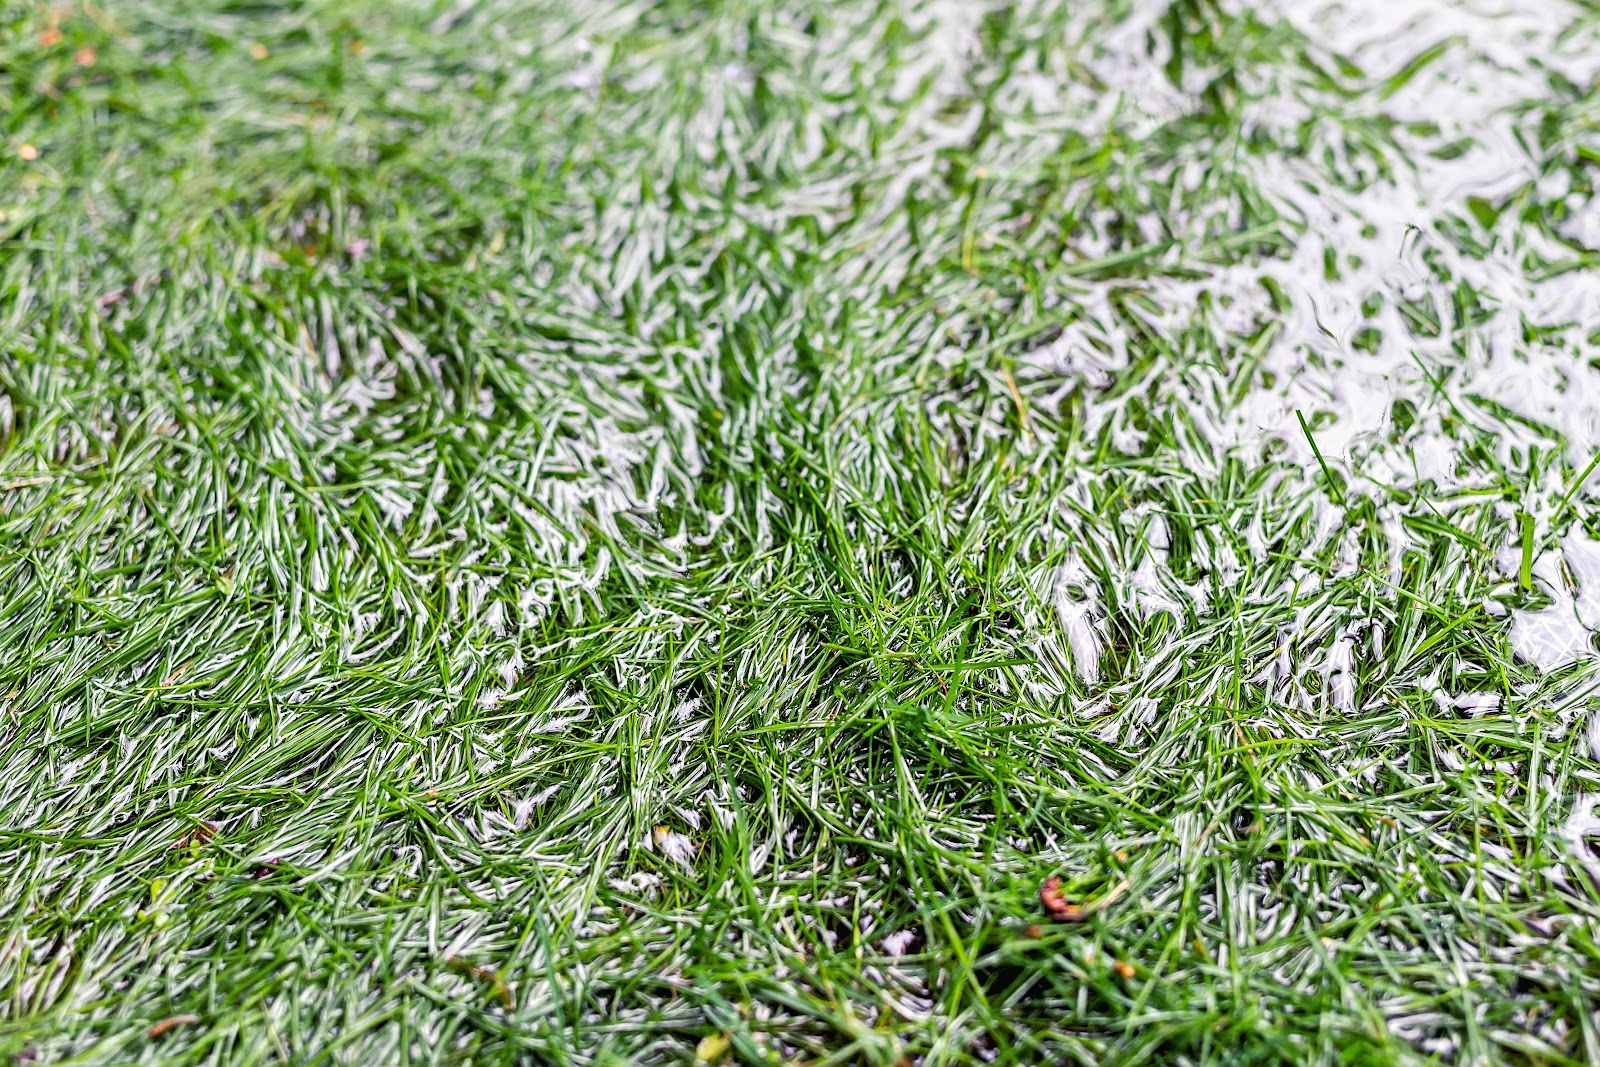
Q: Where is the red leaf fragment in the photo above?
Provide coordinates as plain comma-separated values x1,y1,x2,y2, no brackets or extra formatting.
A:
1039,876,1085,922
147,1015,199,1038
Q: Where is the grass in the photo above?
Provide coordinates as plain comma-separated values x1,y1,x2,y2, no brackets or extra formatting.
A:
4,0,1600,1063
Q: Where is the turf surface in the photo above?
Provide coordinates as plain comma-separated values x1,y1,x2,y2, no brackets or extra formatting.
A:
5,0,1600,1063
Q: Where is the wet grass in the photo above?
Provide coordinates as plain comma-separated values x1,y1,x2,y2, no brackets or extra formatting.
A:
4,0,1600,1063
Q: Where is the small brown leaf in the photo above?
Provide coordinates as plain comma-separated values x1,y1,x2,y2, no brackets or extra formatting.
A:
170,821,217,850
1039,876,1085,922
447,957,513,1009
147,1015,199,1038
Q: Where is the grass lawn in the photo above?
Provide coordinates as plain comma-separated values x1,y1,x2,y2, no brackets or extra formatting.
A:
5,0,1600,1063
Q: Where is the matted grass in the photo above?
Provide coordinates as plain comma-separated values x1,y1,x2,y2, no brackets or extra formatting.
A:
5,0,1600,1063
